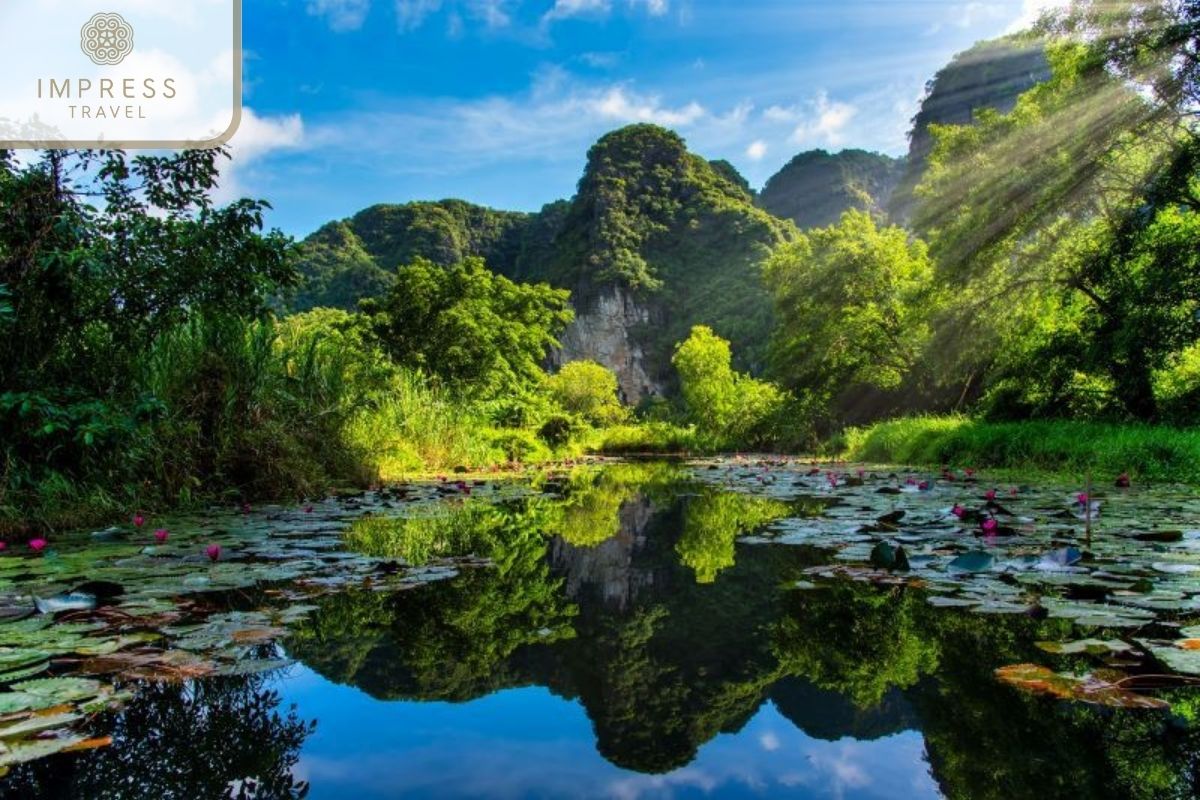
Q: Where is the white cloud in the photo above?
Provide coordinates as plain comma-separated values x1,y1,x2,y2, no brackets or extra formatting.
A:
632,0,669,16
925,2,1005,35
306,0,371,31
216,107,305,203
396,0,444,30
745,139,767,160
543,0,610,24
470,0,512,28
1005,0,1070,33
590,87,705,126
543,0,668,25
785,91,858,147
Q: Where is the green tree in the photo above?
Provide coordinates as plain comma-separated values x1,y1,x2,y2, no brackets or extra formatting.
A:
913,4,1200,418
0,148,294,490
362,256,573,399
765,210,933,410
547,360,629,426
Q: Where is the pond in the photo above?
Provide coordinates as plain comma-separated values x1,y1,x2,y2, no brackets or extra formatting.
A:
2,459,1200,798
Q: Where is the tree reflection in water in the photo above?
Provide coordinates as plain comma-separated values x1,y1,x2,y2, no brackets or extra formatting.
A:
287,463,1200,799
0,674,314,800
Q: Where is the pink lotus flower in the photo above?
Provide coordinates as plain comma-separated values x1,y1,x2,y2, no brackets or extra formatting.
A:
980,518,998,534
154,529,169,544
133,513,145,528
1076,492,1089,505
206,544,221,562
951,504,966,518
985,489,997,501
29,538,47,552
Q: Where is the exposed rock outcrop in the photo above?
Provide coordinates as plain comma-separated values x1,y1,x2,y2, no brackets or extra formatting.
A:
551,286,665,404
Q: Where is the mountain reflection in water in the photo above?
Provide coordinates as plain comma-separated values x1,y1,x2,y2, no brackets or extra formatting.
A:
6,463,1199,799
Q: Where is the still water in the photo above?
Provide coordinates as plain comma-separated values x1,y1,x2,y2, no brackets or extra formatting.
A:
3,460,1199,798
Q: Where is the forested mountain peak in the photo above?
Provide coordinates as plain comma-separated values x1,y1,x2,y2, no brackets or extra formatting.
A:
758,148,905,229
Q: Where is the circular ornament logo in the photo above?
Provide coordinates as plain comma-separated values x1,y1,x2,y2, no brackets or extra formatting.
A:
80,13,134,66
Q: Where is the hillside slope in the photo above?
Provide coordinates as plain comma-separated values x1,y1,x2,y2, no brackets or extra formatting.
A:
758,149,905,229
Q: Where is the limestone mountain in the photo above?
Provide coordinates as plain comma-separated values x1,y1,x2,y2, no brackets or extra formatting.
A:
757,149,905,229
889,36,1051,221
290,125,793,403
290,200,537,311
532,124,795,400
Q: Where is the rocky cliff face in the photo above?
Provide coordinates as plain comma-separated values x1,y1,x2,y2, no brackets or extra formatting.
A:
550,286,665,404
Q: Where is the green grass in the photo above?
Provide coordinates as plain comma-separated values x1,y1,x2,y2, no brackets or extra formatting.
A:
843,415,1200,483
589,422,707,455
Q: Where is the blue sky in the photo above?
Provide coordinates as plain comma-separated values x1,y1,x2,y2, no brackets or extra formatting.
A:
230,0,1063,237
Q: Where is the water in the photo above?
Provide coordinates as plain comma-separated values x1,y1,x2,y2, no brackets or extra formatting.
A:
3,460,1200,798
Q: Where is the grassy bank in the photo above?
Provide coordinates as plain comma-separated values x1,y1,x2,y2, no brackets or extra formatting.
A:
843,415,1200,483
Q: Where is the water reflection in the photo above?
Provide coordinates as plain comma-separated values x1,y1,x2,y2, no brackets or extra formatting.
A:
10,463,1200,799
286,464,1200,798
0,675,313,799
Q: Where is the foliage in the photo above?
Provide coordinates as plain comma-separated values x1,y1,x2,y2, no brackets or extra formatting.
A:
362,256,573,400
913,14,1200,420
676,490,792,583
545,360,629,426
758,148,904,229
0,149,296,525
672,325,790,447
766,210,934,421
289,200,534,310
0,676,313,799
844,414,1200,482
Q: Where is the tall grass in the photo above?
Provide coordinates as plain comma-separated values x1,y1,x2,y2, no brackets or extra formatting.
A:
345,370,500,479
844,415,1200,482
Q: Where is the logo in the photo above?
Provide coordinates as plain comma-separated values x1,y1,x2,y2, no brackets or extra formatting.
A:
80,13,134,66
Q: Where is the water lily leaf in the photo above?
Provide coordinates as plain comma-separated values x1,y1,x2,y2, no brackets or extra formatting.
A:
0,692,58,714
0,649,52,672
995,663,1169,709
1135,639,1200,676
33,592,97,615
948,551,994,573
0,660,49,684
1036,638,1134,656
0,733,86,767
12,677,103,702
0,711,81,739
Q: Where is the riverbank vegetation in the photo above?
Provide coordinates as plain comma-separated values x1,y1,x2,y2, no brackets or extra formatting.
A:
4,1,1200,531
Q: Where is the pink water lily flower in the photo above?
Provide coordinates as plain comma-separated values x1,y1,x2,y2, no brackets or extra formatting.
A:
241,503,251,515
304,505,314,513
206,544,221,562
980,518,998,534
951,504,966,518
1076,492,1089,505
154,529,169,544
984,489,997,501
29,538,47,552
918,480,930,491
133,513,145,528
0,541,7,552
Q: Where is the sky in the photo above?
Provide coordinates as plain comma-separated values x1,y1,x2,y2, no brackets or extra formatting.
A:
230,0,1067,237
